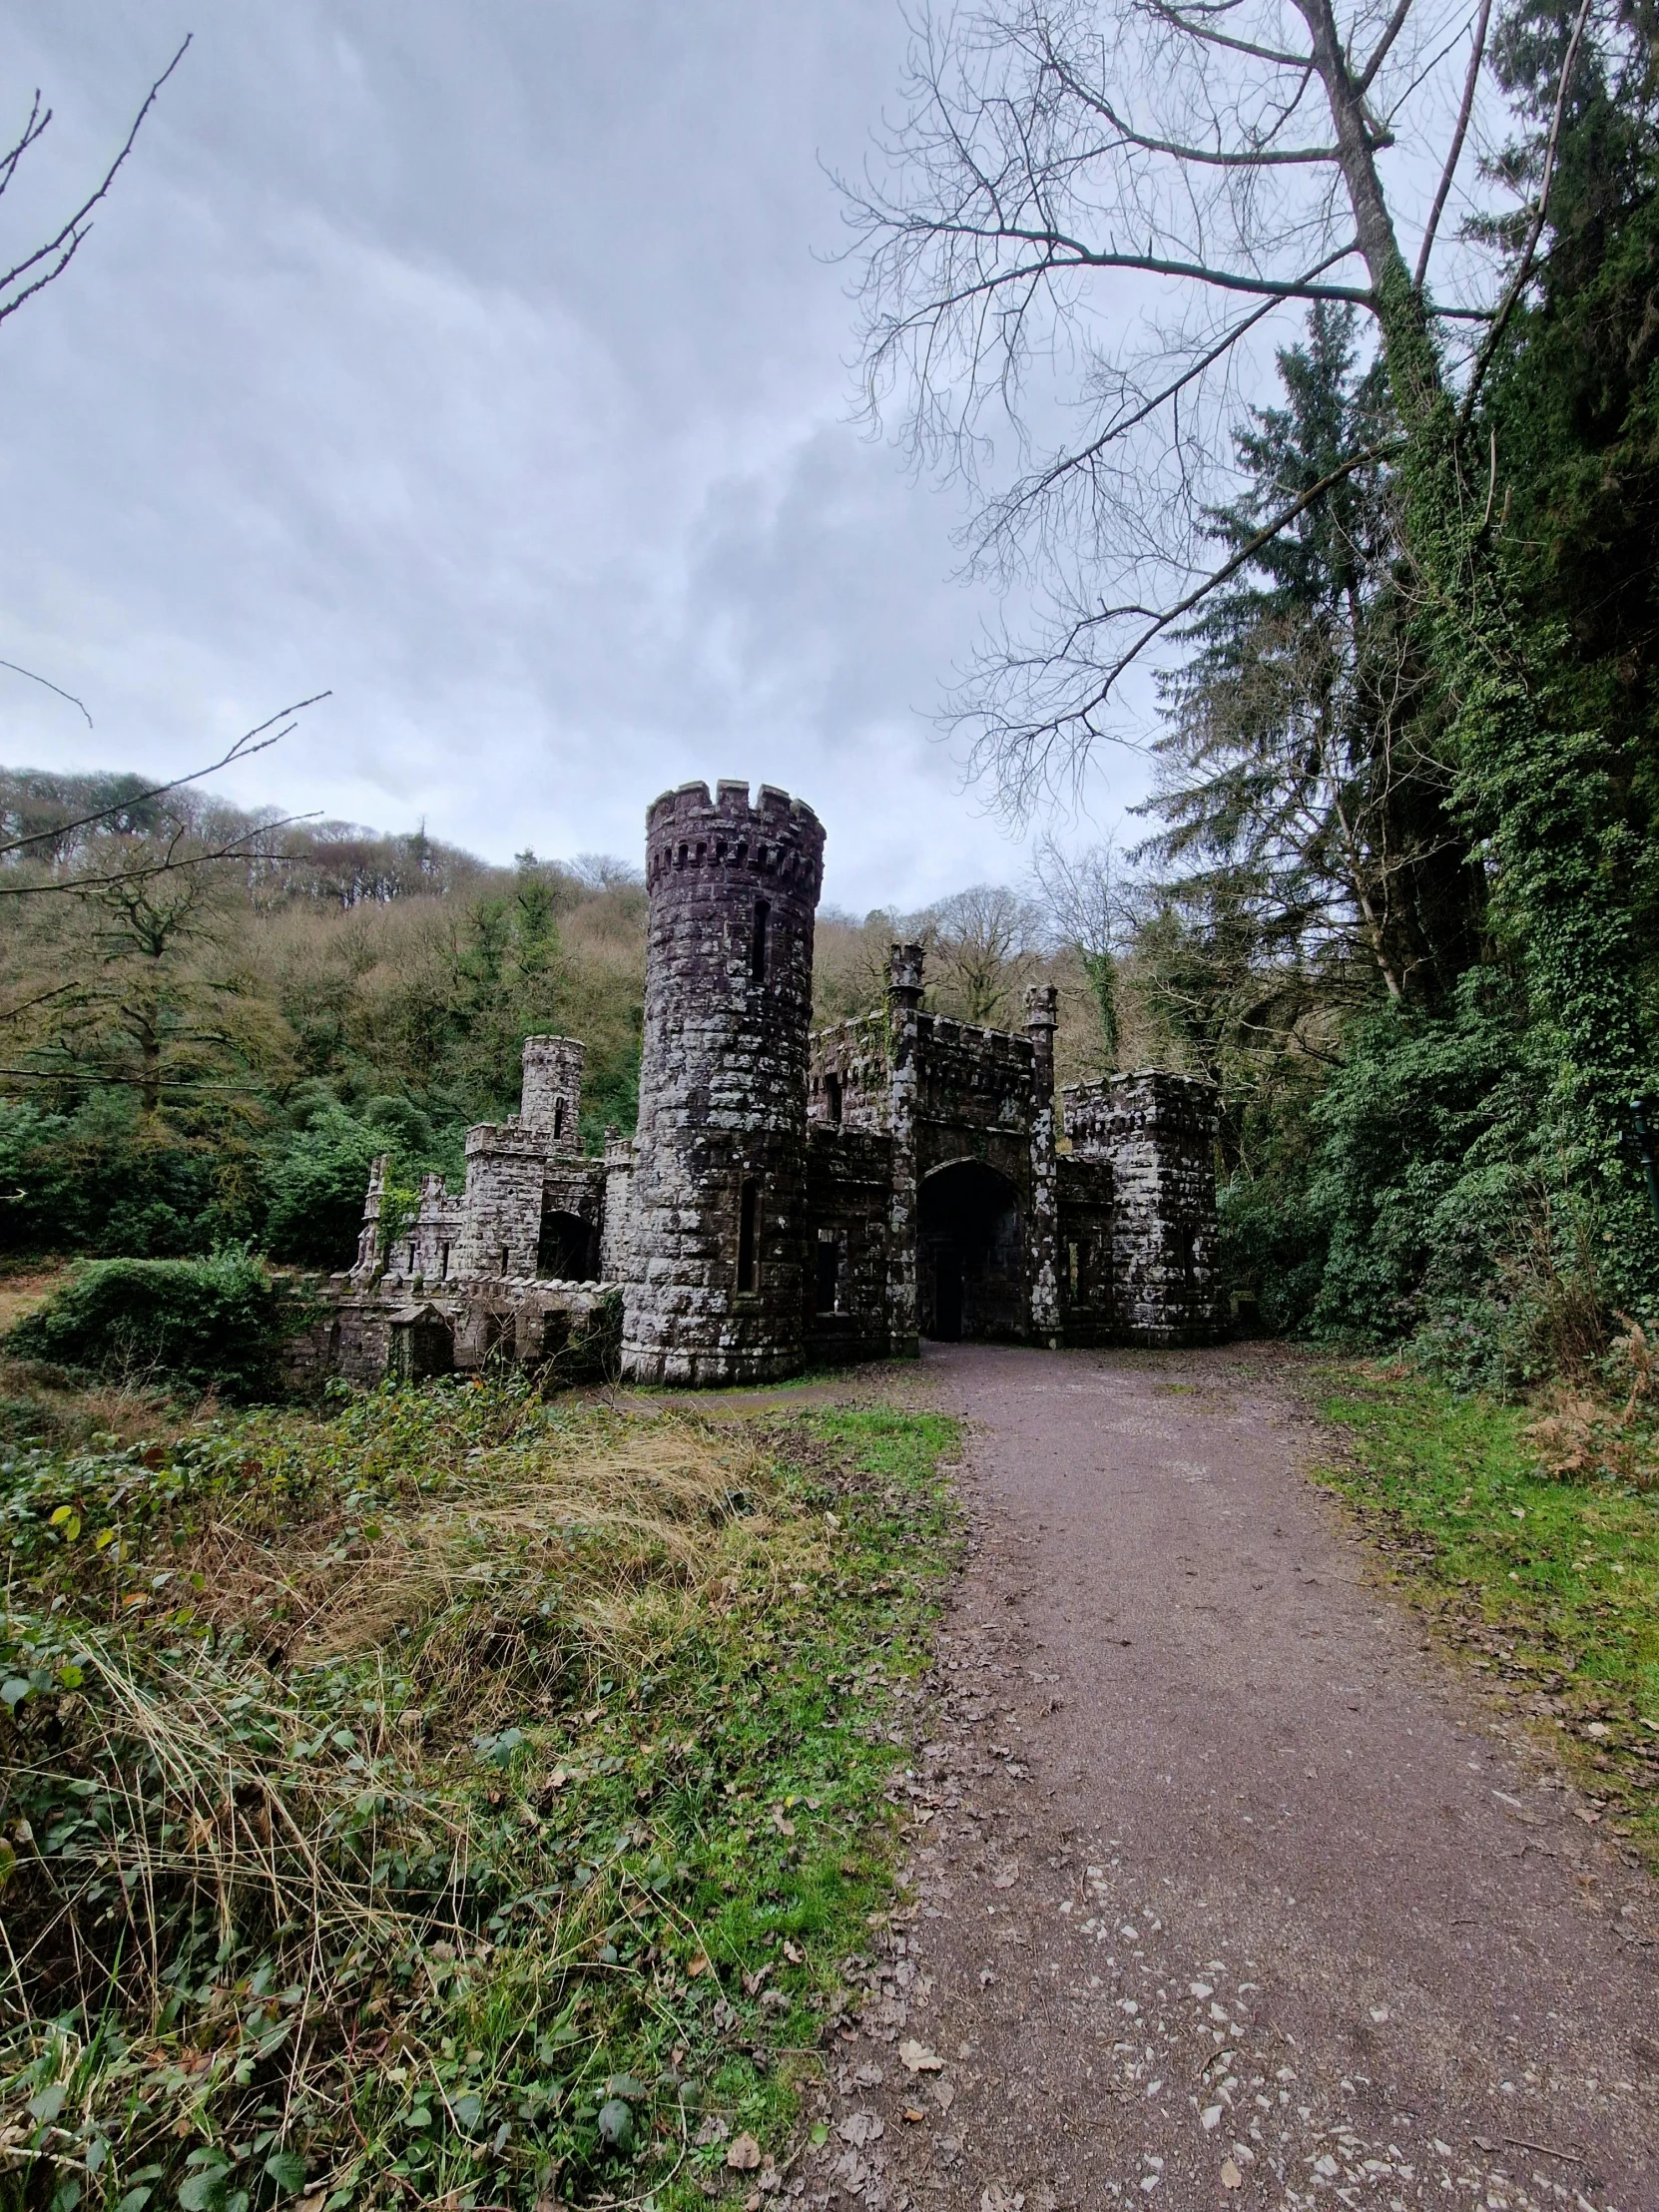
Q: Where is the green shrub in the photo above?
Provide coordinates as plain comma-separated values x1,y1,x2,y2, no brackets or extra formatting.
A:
260,1101,387,1268
0,1092,218,1257
5,1247,302,1399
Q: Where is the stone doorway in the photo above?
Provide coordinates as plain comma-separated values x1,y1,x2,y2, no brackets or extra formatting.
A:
918,1161,1024,1341
537,1207,596,1282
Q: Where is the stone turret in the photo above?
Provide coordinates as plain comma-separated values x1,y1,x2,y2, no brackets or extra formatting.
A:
620,779,826,1383
519,1035,584,1155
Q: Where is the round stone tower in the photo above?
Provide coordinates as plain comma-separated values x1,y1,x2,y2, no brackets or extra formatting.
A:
620,779,825,1383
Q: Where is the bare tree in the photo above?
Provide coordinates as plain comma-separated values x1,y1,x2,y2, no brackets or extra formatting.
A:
925,881,1045,1022
1030,833,1126,1062
843,0,1560,808
848,0,1653,1170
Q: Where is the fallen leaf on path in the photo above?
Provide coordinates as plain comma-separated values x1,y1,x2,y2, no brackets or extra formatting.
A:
727,2133,763,2171
902,2107,925,2123
1219,2158,1242,2190
898,2039,944,2072
687,1952,711,1977
837,2113,884,2147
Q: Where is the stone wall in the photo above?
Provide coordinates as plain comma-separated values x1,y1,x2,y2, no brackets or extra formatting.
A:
1064,1070,1224,1345
809,1014,889,1132
454,1120,547,1280
620,780,825,1384
804,1124,893,1365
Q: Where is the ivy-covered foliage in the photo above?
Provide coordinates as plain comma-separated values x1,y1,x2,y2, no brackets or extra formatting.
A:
5,1250,306,1400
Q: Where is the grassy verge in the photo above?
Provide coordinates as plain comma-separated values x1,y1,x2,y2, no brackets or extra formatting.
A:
1311,1365,1659,1855
1,1377,960,2212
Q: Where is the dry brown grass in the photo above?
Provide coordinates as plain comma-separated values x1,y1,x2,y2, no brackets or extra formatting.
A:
0,1350,190,1450
0,1261,75,1335
172,1416,823,1700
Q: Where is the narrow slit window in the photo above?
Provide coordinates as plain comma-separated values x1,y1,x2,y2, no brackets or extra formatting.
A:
750,898,770,981
553,1097,565,1140
816,1236,839,1314
737,1178,759,1292
439,1243,451,1281
824,1071,842,1125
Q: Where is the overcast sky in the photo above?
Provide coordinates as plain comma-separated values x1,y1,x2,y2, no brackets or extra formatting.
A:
0,3,1165,910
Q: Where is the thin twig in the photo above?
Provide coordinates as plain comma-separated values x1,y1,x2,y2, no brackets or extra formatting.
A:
0,658,93,727
1460,0,1594,423
1414,0,1492,294
0,39,192,326
0,696,329,858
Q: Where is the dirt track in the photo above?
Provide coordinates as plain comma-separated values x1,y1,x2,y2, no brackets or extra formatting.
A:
799,1343,1659,2212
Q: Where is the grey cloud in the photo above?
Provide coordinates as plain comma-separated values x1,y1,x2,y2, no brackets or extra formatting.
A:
0,3,1148,908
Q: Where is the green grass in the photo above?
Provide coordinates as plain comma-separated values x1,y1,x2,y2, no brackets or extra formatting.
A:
1,1379,961,2211
1312,1365,1659,1850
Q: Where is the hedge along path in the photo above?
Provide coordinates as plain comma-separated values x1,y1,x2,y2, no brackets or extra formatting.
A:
797,1341,1659,2212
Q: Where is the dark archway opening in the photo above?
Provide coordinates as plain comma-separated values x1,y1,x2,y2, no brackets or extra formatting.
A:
538,1208,596,1282
918,1161,1024,1342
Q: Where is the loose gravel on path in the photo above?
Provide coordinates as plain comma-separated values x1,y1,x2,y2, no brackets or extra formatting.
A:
792,1343,1658,2212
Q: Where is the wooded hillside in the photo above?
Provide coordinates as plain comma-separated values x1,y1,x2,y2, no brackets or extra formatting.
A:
0,770,1129,1274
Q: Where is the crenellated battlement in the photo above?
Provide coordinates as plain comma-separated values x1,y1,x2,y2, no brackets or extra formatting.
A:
644,780,824,896
464,1118,548,1159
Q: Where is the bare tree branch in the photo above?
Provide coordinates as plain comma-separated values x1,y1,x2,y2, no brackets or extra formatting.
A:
1352,0,1416,94
0,38,190,329
1459,0,1593,422
961,439,1401,807
1413,0,1492,293
0,658,93,728
0,695,330,861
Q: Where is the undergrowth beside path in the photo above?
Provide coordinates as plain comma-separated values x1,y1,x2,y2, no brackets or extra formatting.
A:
0,1379,960,2212
1312,1367,1659,1859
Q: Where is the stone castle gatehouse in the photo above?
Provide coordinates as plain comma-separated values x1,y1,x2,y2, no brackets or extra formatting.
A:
321,780,1223,1383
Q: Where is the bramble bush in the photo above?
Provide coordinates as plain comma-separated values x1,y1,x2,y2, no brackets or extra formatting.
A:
5,1248,305,1400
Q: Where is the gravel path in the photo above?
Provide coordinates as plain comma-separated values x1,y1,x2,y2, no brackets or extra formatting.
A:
796,1343,1658,2212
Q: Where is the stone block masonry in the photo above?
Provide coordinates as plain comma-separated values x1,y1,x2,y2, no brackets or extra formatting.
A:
620,780,825,1384
318,782,1222,1383
1063,1070,1224,1345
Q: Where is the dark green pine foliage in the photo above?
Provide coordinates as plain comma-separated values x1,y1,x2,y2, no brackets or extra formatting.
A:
1146,303,1484,1025
1141,228,1659,1368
